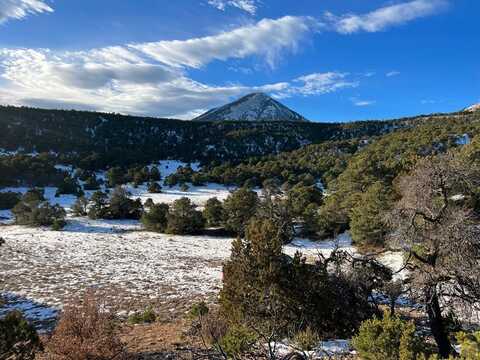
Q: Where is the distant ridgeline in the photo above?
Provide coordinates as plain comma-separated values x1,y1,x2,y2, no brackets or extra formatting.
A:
0,105,463,169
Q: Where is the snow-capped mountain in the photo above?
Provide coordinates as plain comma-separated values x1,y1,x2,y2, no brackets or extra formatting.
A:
193,93,308,122
464,103,480,112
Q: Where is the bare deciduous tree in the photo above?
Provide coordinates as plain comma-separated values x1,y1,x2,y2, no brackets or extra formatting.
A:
388,153,480,357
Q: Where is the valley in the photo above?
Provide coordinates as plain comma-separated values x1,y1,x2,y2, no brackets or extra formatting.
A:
1,100,479,359
2,2,480,358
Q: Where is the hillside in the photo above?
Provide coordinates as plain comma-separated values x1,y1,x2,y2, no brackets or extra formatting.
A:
0,105,461,169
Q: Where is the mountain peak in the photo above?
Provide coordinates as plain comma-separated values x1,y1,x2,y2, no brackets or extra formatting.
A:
193,93,308,122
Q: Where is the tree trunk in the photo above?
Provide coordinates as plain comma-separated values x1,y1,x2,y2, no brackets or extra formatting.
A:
425,288,453,358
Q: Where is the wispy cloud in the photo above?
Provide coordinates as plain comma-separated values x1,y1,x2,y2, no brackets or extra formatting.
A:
325,0,448,34
130,16,317,69
0,0,52,24
207,0,258,15
352,99,376,107
0,46,352,118
386,70,401,77
0,16,339,119
273,72,358,99
363,71,376,77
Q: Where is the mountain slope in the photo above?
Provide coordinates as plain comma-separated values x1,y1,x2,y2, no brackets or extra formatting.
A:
1,105,474,170
465,103,480,112
193,93,308,122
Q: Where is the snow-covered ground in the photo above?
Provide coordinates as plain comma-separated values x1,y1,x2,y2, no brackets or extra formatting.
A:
0,218,232,327
0,160,233,224
0,220,405,330
1,160,405,332
126,182,235,208
274,339,353,358
284,232,355,258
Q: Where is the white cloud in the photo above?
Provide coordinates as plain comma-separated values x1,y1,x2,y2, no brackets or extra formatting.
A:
0,0,52,24
352,99,376,106
130,16,318,69
0,47,353,118
0,16,323,118
386,70,401,77
207,0,258,15
0,15,356,119
325,0,448,34
273,72,358,99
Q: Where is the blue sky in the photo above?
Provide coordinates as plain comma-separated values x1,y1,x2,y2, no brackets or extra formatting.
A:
0,0,478,122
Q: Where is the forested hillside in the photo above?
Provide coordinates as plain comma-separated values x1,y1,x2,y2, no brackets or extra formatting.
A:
0,105,458,168
176,111,480,247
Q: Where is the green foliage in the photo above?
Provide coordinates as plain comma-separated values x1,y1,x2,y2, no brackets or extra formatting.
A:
22,188,45,203
141,203,169,232
349,181,393,247
189,301,209,318
106,166,125,187
88,190,108,219
219,324,257,358
455,331,480,360
287,184,323,217
164,165,195,187
199,140,360,187
12,200,66,228
0,310,42,360
0,153,66,188
220,218,379,339
166,197,205,235
286,184,323,235
319,117,480,246
149,166,161,181
203,197,224,227
51,218,66,231
222,187,259,235
0,191,21,210
127,307,157,324
86,185,141,219
128,166,150,186
352,312,422,360
107,186,143,220
292,327,320,351
55,176,83,197
0,105,441,175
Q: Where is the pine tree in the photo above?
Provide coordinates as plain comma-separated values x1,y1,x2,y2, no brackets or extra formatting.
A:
108,186,143,219
166,197,204,235
350,181,392,247
203,197,224,227
223,188,258,235
149,167,161,181
141,203,169,232
88,191,108,219
106,167,125,187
